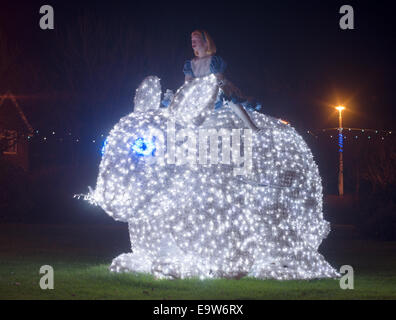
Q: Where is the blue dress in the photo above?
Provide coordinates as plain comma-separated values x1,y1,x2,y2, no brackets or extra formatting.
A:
162,55,262,112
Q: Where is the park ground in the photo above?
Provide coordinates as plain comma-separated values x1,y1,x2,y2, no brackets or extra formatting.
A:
0,223,395,300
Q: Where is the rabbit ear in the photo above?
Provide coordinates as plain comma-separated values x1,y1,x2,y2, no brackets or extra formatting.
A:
168,74,219,126
133,76,162,113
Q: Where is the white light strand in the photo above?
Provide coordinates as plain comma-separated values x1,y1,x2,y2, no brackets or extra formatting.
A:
84,74,339,280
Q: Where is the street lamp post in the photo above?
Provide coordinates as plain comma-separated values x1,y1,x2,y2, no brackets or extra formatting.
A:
335,106,345,196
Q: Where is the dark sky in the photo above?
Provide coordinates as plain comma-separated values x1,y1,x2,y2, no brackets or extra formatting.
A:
1,0,394,132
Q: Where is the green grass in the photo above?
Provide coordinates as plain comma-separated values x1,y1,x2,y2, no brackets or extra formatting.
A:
1,224,396,299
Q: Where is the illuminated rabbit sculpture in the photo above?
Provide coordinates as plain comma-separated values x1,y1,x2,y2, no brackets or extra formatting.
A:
86,74,339,280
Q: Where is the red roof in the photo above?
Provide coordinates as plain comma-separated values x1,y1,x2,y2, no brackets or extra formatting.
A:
0,92,33,135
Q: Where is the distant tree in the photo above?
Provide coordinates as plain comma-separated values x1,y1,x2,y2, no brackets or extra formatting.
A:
0,27,40,95
361,137,396,192
351,136,396,194
0,28,18,91
49,11,147,132
48,10,186,134
352,136,396,240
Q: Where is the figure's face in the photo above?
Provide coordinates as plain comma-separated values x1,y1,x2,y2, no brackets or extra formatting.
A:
191,34,207,56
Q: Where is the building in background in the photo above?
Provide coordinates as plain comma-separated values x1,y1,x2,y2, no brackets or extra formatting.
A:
0,92,33,171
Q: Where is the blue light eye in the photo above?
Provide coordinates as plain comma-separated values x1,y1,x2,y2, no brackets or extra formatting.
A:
131,137,156,156
101,138,108,155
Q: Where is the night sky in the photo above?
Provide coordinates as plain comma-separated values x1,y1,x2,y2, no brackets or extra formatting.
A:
1,0,394,134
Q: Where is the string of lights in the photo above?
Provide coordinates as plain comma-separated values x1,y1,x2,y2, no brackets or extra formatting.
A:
76,74,340,280
26,130,107,144
307,128,392,140
24,127,392,150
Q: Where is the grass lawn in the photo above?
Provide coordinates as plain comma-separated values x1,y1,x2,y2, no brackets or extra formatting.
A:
0,223,395,299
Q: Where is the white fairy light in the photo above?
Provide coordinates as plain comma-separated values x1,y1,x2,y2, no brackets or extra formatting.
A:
82,74,339,280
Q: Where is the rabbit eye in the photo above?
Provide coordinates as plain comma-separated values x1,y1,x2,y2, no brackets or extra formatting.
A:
101,138,108,155
131,137,156,156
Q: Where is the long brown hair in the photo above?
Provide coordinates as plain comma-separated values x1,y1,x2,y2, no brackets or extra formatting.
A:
191,30,217,56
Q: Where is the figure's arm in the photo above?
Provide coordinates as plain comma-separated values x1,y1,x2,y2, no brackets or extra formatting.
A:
214,73,226,90
215,73,231,94
214,73,244,98
183,60,194,82
214,72,225,81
